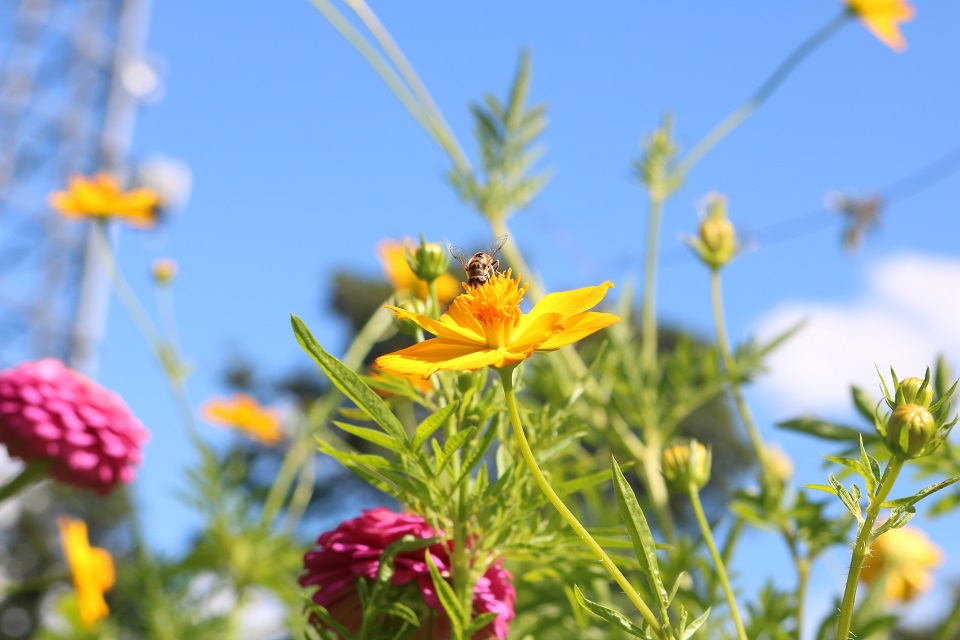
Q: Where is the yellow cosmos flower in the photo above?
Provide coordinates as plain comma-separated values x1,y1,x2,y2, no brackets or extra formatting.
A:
58,517,115,628
49,174,160,228
375,271,620,378
845,0,915,52
860,525,942,602
202,394,283,445
378,239,460,303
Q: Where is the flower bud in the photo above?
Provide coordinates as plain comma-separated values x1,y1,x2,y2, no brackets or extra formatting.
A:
151,258,178,285
662,440,712,491
764,445,794,484
687,193,737,270
885,403,936,459
406,235,451,284
896,376,933,408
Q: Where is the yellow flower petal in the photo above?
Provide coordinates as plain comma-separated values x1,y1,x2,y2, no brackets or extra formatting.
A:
376,340,508,377
48,173,160,227
509,311,567,352
201,394,283,445
525,282,615,324
375,272,620,378
387,305,486,346
860,525,942,602
846,0,914,52
58,517,114,628
538,312,623,351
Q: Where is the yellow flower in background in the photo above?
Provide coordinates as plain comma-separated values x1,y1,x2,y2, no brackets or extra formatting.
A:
375,271,620,378
49,174,161,228
860,526,942,602
58,517,115,627
378,239,460,304
202,394,283,445
845,0,915,52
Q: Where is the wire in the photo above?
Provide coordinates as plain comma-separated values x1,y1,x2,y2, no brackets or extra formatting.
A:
650,142,960,269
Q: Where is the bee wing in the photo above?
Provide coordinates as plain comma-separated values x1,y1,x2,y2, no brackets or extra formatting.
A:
487,234,508,257
449,245,471,269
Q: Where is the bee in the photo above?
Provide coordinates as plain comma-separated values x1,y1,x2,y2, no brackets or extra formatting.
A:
450,234,508,288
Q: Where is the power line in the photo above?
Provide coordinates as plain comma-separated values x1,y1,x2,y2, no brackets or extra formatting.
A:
651,142,960,268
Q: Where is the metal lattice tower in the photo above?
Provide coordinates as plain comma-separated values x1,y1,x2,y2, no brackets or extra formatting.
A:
0,0,152,371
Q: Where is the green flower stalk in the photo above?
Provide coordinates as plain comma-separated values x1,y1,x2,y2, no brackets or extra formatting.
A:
499,367,666,640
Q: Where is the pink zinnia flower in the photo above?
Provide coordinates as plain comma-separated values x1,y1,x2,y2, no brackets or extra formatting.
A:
300,507,516,639
0,359,149,494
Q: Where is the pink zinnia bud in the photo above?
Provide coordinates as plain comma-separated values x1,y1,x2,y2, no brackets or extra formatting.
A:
300,507,516,639
0,359,149,494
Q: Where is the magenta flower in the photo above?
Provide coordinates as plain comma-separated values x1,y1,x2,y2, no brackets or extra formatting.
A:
0,359,149,494
301,507,516,639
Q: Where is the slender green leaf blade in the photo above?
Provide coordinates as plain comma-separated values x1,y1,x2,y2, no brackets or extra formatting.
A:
292,315,406,442
573,586,647,637
611,457,669,610
413,402,458,450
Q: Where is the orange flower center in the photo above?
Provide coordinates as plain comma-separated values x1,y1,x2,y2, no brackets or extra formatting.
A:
456,271,527,348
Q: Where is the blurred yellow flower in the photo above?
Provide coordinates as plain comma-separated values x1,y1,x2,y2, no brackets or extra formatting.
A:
58,517,115,628
845,0,915,52
202,394,283,445
860,525,942,602
378,239,460,303
375,271,620,378
49,174,160,228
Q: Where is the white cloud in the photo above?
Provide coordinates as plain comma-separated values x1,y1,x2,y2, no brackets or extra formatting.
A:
753,253,960,417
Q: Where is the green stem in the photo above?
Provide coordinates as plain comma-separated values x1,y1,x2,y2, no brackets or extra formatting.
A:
639,430,676,544
710,269,765,462
640,195,663,374
0,460,52,503
932,594,960,640
261,302,396,528
94,222,163,352
498,367,666,639
688,483,747,640
795,556,811,640
672,12,850,179
342,0,472,176
835,456,905,640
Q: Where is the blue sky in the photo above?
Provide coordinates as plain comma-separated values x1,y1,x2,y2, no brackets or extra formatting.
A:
84,1,959,632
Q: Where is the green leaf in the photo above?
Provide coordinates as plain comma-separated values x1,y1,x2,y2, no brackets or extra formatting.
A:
778,418,874,442
459,416,500,482
852,386,878,423
611,457,669,610
573,586,647,637
315,438,393,471
680,607,711,640
379,602,420,627
436,427,477,474
554,468,613,497
425,552,463,638
758,319,806,357
935,354,954,399
858,436,882,497
292,315,407,442
822,455,865,477
333,422,401,452
302,599,353,640
872,506,915,539
828,473,861,520
413,402,458,450
468,612,499,635
881,474,960,509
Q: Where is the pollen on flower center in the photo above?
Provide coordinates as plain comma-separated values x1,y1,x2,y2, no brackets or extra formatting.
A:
456,271,527,347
